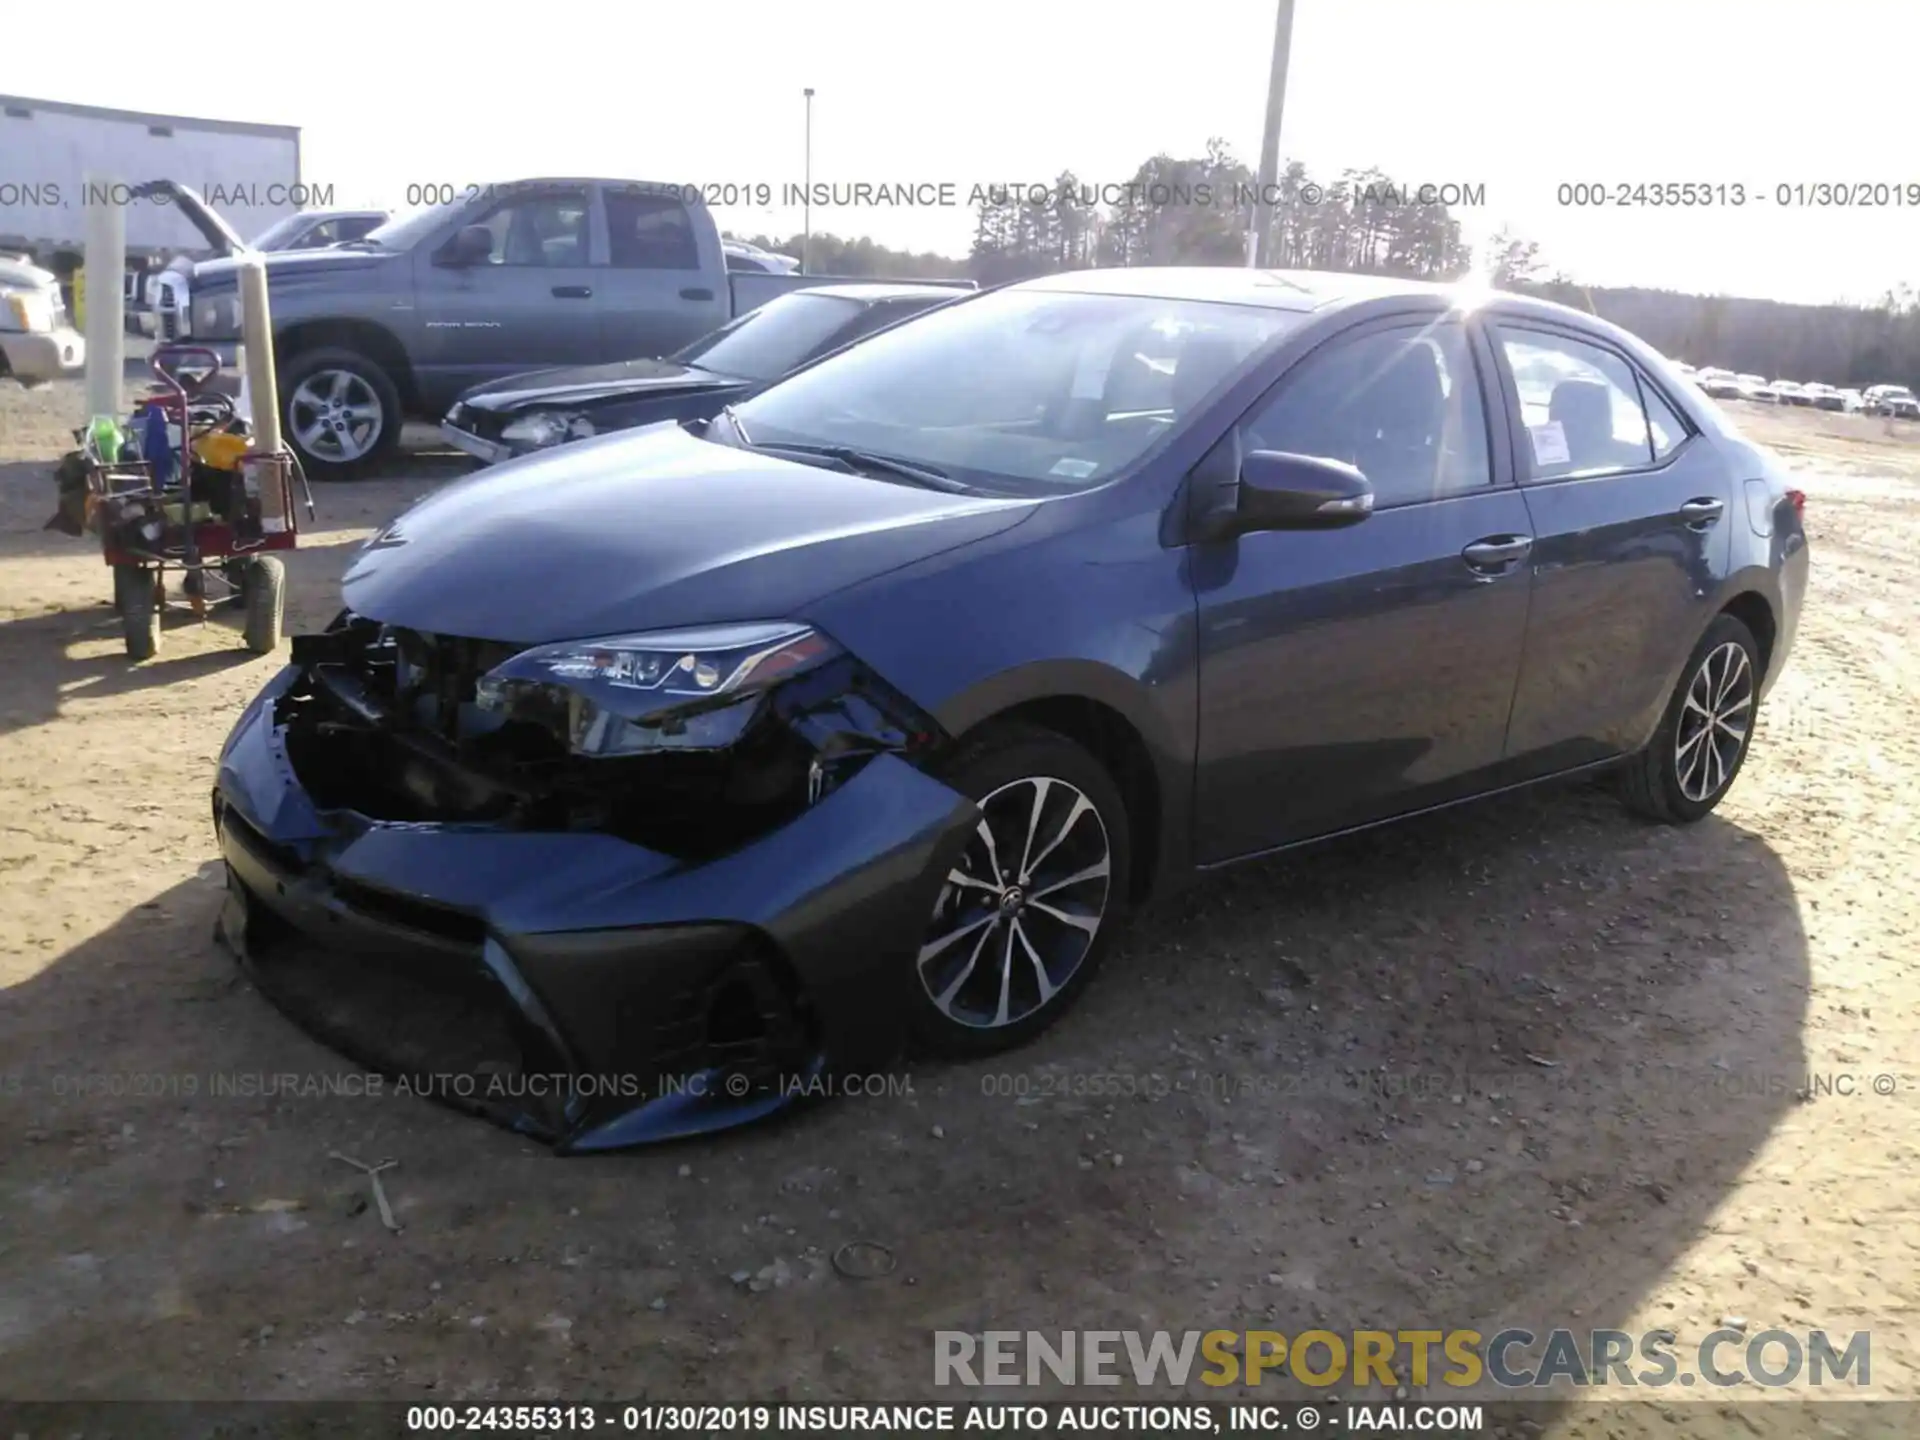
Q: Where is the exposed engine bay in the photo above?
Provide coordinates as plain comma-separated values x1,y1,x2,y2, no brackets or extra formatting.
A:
279,611,949,859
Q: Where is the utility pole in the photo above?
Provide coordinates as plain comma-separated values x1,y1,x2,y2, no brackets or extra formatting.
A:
802,87,816,274
1248,0,1297,268
82,174,126,422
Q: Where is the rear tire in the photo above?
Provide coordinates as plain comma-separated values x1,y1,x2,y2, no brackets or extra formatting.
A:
907,725,1132,1057
240,556,286,654
280,347,402,479
114,564,160,661
1619,613,1761,823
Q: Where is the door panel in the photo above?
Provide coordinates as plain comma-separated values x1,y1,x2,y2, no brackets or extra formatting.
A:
1192,316,1532,863
1195,490,1536,860
596,186,729,360
410,185,599,406
1504,447,1733,768
1488,322,1735,771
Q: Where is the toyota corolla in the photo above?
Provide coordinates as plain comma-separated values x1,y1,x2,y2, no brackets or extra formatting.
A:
212,267,1809,1152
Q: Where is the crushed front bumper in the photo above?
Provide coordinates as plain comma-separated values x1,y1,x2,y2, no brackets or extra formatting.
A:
212,666,976,1152
439,419,511,465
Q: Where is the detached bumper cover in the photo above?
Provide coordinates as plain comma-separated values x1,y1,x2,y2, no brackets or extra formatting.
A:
213,666,975,1152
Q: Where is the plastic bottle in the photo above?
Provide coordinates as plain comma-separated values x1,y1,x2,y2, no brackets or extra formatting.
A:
86,415,123,465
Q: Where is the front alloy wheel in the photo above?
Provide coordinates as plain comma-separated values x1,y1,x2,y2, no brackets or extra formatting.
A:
911,728,1130,1054
290,368,383,463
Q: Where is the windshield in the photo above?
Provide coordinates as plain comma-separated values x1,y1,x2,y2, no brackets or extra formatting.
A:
250,213,310,249
730,288,1304,490
361,201,463,251
671,292,865,383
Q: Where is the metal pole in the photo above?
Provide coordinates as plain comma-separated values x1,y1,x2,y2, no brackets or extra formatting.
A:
802,88,815,275
1249,0,1297,268
83,173,126,420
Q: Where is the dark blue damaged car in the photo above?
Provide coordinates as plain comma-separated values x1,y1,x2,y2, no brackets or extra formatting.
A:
212,267,1809,1152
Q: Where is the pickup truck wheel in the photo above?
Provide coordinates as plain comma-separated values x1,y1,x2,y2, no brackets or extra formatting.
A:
281,348,401,478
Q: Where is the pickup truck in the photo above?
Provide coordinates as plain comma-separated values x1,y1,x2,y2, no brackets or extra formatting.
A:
170,178,975,475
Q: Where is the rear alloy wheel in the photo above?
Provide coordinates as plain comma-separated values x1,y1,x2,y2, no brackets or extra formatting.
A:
1620,613,1761,822
911,728,1130,1055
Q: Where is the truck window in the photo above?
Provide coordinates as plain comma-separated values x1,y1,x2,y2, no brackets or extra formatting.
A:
607,191,700,270
472,192,589,267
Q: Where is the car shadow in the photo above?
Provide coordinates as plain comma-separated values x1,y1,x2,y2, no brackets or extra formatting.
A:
0,772,1811,1406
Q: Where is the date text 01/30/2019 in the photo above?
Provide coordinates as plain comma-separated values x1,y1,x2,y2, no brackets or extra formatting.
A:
1557,181,1920,207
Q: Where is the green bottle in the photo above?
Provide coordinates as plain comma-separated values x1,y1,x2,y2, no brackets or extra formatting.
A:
87,415,123,465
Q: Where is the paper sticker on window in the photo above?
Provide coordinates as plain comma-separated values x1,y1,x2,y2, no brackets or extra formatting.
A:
1050,457,1099,479
1529,420,1571,467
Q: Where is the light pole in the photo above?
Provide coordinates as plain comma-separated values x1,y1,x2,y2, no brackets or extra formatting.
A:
802,87,815,275
1248,0,1297,268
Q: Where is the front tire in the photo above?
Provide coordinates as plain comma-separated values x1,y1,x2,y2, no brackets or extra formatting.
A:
909,726,1131,1056
1620,614,1761,823
280,347,402,479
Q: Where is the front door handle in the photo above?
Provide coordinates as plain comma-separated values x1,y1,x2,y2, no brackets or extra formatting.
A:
1677,496,1725,528
679,287,715,301
1461,534,1533,576
551,285,592,299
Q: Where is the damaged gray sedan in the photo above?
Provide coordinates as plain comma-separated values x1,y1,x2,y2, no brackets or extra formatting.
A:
212,268,1806,1150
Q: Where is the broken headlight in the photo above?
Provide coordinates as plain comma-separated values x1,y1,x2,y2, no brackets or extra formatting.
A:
500,410,596,453
475,621,840,757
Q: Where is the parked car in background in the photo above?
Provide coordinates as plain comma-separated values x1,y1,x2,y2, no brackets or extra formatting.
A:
175,178,975,475
443,282,962,463
1695,368,1743,399
213,267,1809,1150
251,208,390,253
0,251,85,385
724,239,800,274
1736,374,1777,403
1772,380,1809,406
1865,384,1920,419
1840,388,1865,413
1801,382,1846,412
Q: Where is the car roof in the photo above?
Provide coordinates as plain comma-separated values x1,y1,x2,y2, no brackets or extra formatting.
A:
793,282,967,304
1009,265,1631,328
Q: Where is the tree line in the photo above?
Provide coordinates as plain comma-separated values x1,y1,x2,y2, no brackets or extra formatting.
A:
733,140,1918,388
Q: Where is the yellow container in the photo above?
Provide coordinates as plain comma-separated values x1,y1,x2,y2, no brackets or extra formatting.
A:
193,432,250,471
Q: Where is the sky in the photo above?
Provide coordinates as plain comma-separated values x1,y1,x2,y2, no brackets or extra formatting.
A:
5,0,1916,305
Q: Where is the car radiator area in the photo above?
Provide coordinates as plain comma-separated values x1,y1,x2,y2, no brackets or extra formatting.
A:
211,613,974,1151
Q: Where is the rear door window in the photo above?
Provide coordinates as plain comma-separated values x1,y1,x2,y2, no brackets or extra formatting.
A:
1495,326,1659,479
606,190,701,270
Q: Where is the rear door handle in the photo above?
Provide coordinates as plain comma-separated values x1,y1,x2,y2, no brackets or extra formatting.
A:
679,287,715,301
1677,497,1725,528
551,285,592,299
1461,534,1533,576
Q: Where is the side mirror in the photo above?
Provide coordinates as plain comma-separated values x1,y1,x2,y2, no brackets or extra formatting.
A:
1236,450,1374,531
435,225,493,268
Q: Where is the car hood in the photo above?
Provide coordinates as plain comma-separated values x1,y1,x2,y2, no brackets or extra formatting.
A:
341,422,1036,645
457,359,746,415
191,247,394,287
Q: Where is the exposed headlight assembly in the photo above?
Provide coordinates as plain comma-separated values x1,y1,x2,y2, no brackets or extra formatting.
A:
476,621,841,756
500,411,596,452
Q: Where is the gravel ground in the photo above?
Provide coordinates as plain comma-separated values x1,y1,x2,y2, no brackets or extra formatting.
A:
1,372,1916,1436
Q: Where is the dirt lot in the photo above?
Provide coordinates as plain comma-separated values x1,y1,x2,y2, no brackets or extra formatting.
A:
2,374,1916,1434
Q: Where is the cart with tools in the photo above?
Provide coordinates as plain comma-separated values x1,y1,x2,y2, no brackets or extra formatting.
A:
84,344,314,660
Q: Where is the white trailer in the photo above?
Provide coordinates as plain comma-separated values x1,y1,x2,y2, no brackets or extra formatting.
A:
0,94,304,274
